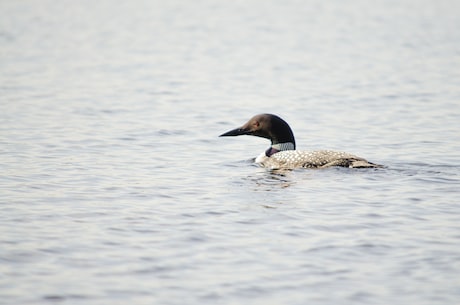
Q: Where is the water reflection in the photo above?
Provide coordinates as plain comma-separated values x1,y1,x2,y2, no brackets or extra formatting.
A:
244,168,297,191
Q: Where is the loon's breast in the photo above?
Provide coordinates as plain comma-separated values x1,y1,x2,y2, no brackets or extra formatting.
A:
256,150,378,169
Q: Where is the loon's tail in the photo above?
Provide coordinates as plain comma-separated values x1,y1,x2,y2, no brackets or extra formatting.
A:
318,159,383,169
348,160,383,168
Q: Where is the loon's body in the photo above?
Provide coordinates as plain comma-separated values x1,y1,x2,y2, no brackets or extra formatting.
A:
220,113,381,169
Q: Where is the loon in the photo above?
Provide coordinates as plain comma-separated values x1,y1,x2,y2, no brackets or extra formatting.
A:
219,113,382,169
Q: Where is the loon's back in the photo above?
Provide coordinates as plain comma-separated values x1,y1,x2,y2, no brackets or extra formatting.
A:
256,150,381,169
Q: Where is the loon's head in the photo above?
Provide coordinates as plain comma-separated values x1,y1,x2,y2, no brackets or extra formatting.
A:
220,113,296,155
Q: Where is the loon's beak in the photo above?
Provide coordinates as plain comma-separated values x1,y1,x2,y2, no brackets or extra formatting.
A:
219,127,250,137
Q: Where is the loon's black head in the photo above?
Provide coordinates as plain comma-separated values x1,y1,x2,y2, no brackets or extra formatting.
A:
219,113,296,150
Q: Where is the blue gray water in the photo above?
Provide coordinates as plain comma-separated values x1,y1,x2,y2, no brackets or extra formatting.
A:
1,0,460,304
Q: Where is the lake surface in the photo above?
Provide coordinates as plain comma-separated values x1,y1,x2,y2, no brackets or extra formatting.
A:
1,0,460,304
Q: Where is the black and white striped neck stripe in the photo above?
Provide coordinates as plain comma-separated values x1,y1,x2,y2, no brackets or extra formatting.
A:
265,142,295,157
271,142,295,151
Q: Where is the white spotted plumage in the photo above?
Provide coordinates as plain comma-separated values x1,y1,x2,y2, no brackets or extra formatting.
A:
256,150,376,169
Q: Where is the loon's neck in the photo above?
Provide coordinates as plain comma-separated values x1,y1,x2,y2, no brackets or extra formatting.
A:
265,142,295,157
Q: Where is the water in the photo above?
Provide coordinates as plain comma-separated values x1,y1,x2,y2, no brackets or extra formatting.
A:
1,0,460,304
